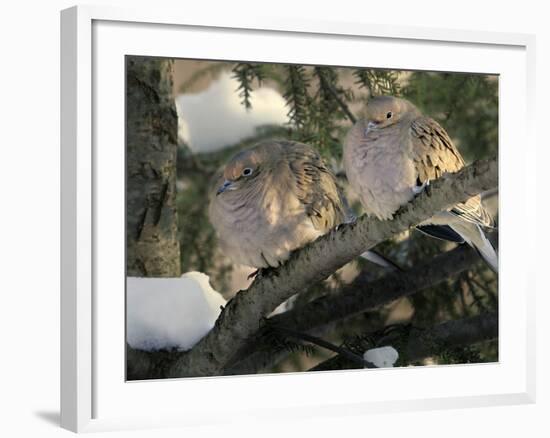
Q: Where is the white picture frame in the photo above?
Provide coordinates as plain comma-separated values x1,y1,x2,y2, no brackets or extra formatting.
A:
60,4,536,433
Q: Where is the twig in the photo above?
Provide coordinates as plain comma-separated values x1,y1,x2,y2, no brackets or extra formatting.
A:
269,325,370,368
317,69,357,124
309,313,498,371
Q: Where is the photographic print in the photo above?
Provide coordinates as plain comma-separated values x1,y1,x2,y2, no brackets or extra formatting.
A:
125,56,498,380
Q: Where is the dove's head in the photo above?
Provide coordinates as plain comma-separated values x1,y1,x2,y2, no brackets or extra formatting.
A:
215,142,279,196
365,96,418,130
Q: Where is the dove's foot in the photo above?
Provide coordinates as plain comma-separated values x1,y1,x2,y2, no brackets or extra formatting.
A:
248,266,277,280
412,178,430,196
337,216,357,231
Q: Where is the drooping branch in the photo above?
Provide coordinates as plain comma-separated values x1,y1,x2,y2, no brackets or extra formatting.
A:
163,157,497,378
283,65,312,128
224,244,480,375
316,68,357,124
267,325,369,368
232,63,265,110
309,313,498,371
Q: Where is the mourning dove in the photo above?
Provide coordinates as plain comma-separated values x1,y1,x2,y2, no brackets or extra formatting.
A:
343,96,498,272
209,140,398,270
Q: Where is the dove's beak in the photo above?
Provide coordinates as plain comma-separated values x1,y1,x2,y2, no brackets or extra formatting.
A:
216,180,235,195
365,121,378,135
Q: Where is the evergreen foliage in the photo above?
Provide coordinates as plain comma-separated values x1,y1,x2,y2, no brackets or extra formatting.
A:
231,62,265,109
353,68,401,96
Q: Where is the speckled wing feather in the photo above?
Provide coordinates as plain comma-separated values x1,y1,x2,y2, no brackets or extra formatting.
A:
410,116,465,182
410,117,493,228
450,196,494,227
282,141,347,232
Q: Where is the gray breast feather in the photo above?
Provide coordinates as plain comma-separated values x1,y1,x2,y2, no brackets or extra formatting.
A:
344,126,417,220
209,181,323,268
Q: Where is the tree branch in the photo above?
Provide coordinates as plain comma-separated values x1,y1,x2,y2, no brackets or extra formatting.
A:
309,313,498,371
223,244,480,375
267,325,369,368
317,69,357,124
128,158,497,379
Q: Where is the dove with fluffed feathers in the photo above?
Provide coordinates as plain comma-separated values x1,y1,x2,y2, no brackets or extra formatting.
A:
343,96,498,272
209,140,399,271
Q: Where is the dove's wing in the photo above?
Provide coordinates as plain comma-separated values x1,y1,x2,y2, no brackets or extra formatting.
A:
282,141,347,233
410,117,493,228
410,116,465,181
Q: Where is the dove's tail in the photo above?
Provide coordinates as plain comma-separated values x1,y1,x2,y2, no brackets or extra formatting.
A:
466,226,499,273
360,250,404,272
450,221,498,273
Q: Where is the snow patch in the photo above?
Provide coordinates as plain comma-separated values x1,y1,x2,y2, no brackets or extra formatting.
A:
127,272,226,351
176,71,288,152
364,346,399,368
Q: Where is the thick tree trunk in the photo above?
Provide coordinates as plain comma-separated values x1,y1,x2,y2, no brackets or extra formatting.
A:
126,56,180,277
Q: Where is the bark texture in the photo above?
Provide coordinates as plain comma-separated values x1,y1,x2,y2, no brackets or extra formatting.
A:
165,157,497,378
126,56,180,277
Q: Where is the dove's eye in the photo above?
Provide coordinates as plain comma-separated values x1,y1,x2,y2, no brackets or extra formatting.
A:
386,111,393,119
242,168,253,177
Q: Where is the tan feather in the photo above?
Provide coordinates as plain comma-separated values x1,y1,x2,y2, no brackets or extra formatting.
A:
209,140,348,268
281,141,347,232
450,195,494,228
409,117,492,228
410,117,465,182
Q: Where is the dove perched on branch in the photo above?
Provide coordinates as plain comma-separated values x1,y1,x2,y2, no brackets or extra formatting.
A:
209,140,398,271
343,96,498,272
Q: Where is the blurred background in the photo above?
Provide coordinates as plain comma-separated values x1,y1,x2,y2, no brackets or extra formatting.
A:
169,59,498,372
